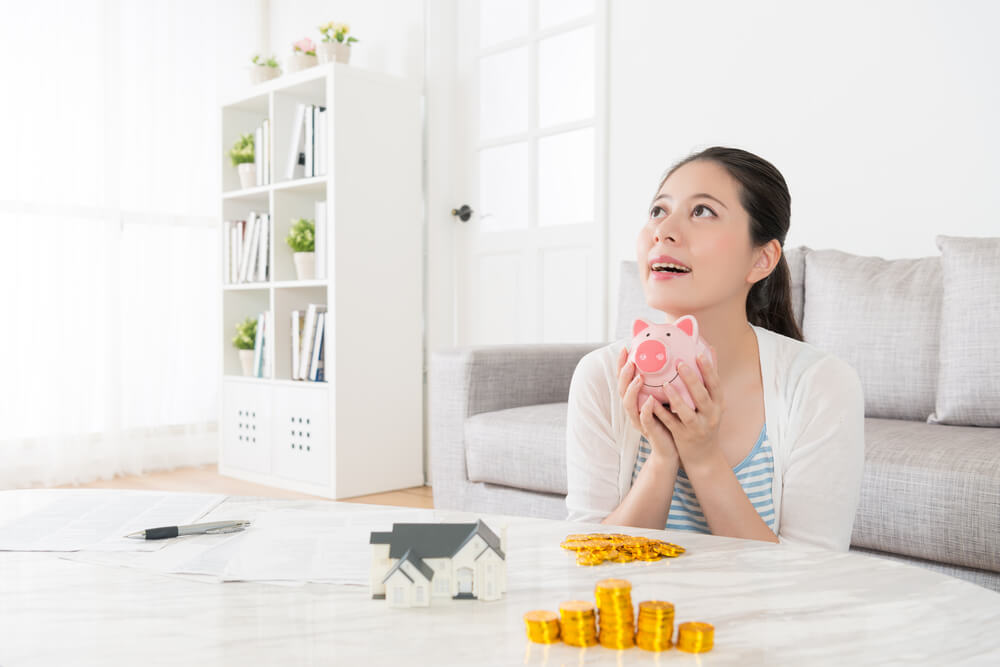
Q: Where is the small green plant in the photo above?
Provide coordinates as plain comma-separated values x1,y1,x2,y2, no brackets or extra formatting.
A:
251,54,279,68
319,21,359,45
232,316,257,350
228,132,254,167
286,218,315,253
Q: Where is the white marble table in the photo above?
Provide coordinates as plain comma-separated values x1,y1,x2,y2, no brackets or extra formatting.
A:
2,489,999,666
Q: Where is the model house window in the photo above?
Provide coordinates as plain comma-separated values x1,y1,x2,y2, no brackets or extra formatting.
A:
435,576,449,594
415,585,425,603
394,586,406,604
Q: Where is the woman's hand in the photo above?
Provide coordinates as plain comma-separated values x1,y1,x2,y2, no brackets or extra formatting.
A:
656,348,725,472
617,345,679,467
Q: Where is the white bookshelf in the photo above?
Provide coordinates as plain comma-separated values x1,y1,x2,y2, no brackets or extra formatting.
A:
218,62,424,499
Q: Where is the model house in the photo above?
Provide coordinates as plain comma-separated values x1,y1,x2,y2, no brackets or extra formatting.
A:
370,519,507,607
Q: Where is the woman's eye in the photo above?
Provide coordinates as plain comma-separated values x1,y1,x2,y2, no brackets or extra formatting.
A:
693,204,716,218
649,205,665,218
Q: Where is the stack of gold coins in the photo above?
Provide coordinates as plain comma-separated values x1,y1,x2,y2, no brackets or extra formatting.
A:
634,600,674,651
676,622,714,653
523,610,561,644
558,601,598,647
594,579,635,649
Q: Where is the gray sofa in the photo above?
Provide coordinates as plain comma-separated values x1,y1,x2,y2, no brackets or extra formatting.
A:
429,244,1000,592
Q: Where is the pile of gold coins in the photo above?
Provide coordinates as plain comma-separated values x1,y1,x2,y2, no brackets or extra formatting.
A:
559,532,685,565
523,578,714,653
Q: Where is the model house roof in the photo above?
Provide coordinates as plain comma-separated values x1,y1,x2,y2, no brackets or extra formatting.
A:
384,519,504,560
381,547,435,585
370,518,505,577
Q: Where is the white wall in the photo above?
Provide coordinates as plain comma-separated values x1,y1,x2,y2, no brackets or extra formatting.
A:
607,0,1000,289
267,0,425,83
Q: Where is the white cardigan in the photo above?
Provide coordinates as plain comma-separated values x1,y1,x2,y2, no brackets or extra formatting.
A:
564,324,866,552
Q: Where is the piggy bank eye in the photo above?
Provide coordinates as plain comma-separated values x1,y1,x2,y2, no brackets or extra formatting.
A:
665,333,671,336
645,333,649,337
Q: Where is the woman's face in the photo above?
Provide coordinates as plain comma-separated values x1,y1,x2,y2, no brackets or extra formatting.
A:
636,159,758,315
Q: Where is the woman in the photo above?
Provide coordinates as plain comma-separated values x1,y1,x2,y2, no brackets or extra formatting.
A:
564,146,865,551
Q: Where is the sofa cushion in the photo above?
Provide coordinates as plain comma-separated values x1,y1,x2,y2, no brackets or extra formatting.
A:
852,417,1000,573
802,249,942,421
929,235,1000,427
783,245,808,332
465,402,569,495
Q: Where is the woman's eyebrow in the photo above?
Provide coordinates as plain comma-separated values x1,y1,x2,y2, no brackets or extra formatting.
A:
650,192,729,210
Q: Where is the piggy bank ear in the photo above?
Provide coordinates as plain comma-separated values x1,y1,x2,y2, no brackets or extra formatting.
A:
632,319,651,337
673,315,698,339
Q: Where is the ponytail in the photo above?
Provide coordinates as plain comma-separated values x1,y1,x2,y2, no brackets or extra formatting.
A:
746,252,803,341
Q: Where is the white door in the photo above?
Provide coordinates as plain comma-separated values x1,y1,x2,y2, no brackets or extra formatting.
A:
452,0,609,345
457,566,474,594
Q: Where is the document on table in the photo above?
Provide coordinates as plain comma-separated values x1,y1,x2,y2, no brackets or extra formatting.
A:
0,490,226,552
220,507,438,585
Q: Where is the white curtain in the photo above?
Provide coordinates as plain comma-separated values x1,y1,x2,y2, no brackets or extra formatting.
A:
0,0,255,488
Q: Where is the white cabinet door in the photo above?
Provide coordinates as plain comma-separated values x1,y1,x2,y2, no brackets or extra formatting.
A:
221,380,272,475
270,385,331,487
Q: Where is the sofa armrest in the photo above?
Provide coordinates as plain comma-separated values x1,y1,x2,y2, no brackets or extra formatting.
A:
428,342,607,502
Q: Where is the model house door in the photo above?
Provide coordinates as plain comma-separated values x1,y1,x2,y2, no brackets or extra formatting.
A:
457,566,474,594
451,0,609,345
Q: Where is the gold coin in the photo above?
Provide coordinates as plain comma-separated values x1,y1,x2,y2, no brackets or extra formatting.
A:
524,610,559,623
560,600,595,614
560,539,594,551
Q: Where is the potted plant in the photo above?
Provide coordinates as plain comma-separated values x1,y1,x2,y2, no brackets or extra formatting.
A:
229,132,255,189
286,217,316,280
249,53,281,84
232,316,257,376
317,22,359,64
287,37,317,72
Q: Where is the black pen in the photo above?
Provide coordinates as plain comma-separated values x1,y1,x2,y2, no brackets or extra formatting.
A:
124,520,251,540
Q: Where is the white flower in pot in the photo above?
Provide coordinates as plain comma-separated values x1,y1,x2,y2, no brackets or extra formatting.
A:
317,21,359,64
287,37,318,72
286,217,316,280
232,316,258,376
249,53,281,84
229,132,256,189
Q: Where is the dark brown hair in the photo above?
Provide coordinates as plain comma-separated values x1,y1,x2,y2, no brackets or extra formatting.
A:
659,146,803,341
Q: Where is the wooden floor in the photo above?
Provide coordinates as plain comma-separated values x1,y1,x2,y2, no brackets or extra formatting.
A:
56,464,435,509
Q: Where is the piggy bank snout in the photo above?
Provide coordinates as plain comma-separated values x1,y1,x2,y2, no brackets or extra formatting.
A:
634,339,668,373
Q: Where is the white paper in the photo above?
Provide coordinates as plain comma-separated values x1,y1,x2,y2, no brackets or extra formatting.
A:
220,507,438,585
0,490,226,552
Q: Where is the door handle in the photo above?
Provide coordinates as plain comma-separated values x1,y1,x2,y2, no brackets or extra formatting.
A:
451,204,473,222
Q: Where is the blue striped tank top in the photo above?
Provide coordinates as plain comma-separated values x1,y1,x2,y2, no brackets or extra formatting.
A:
631,423,775,533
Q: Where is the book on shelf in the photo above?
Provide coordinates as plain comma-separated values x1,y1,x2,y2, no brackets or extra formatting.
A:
309,312,325,381
286,103,327,180
304,105,313,179
290,309,305,380
224,212,270,284
297,303,327,381
252,311,265,377
223,221,232,284
239,213,259,284
252,118,270,187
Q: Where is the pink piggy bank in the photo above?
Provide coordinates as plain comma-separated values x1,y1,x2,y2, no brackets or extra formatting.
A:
627,314,714,413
